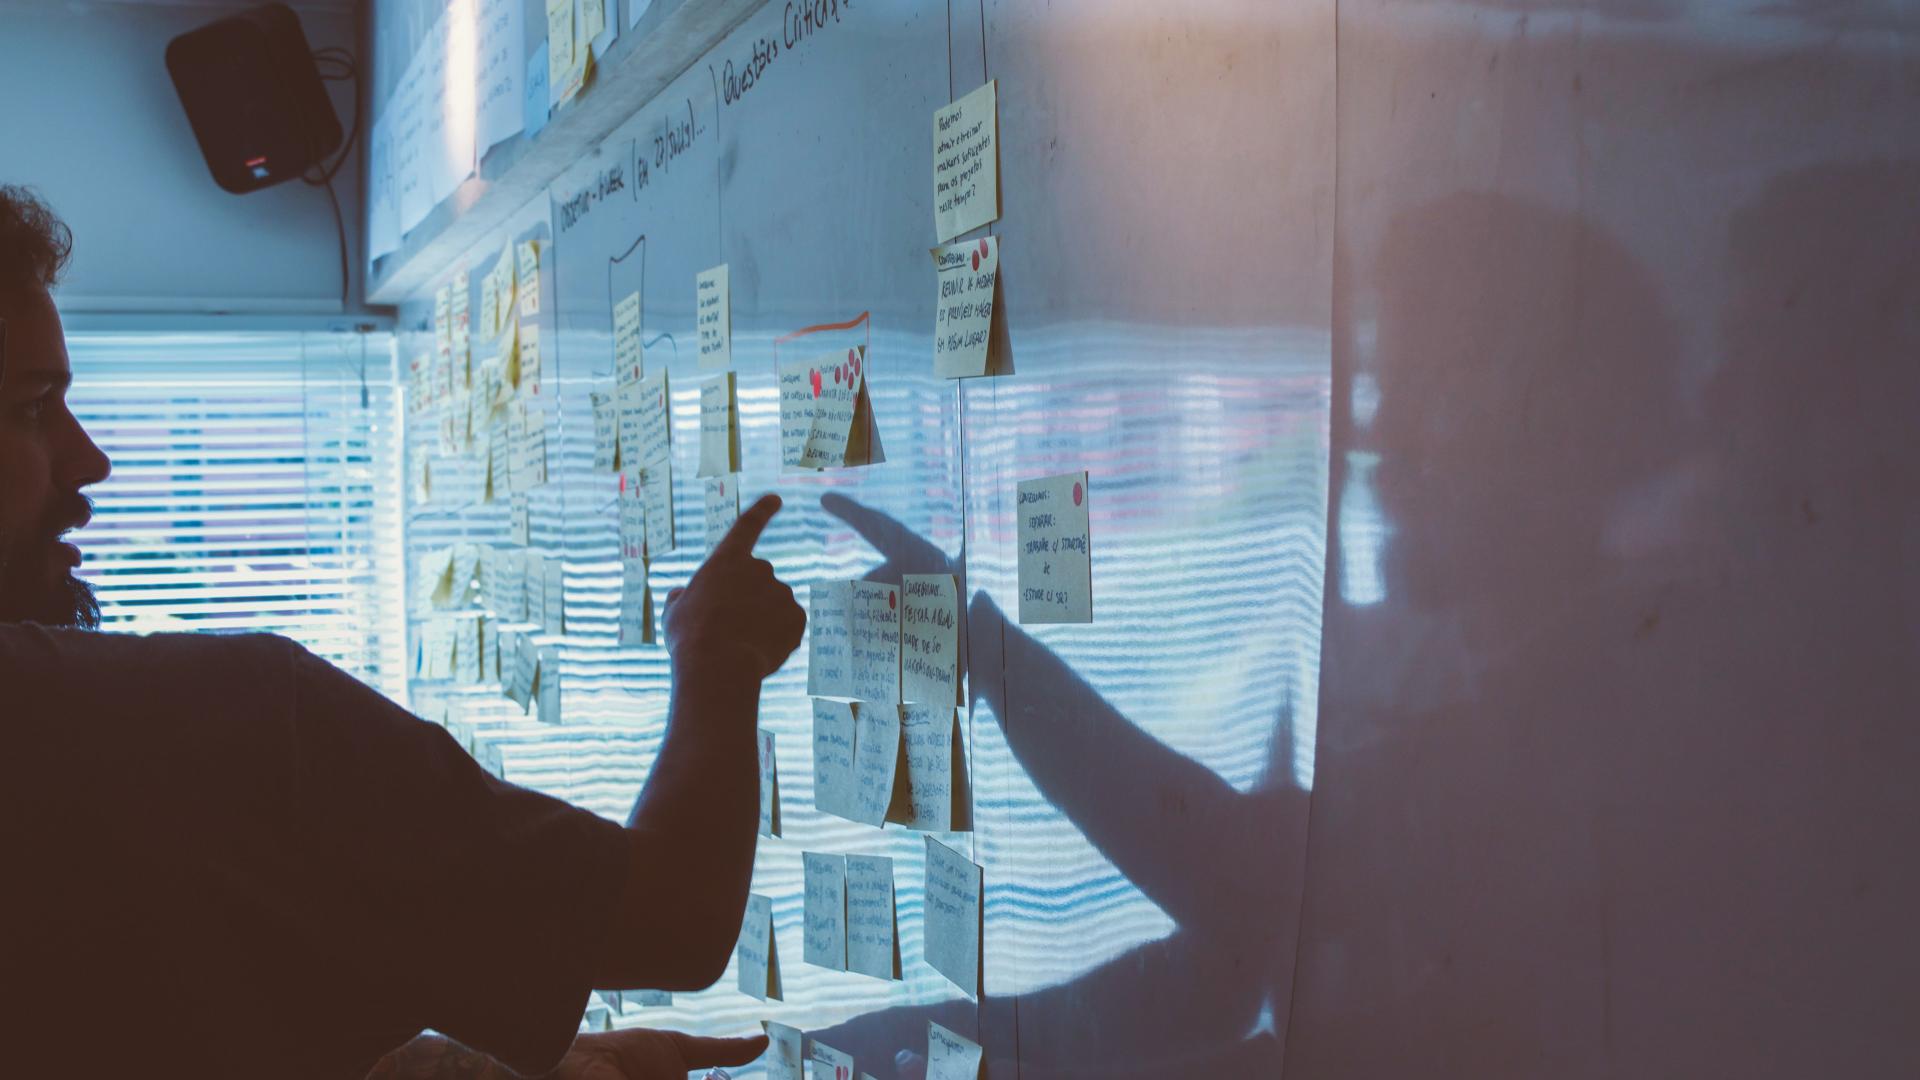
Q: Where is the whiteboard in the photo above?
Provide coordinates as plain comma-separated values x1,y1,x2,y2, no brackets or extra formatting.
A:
400,0,1332,1075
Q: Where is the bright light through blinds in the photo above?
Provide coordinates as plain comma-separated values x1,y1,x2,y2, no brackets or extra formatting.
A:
65,331,410,702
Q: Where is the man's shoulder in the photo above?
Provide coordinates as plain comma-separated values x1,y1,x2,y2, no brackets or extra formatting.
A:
0,624,309,710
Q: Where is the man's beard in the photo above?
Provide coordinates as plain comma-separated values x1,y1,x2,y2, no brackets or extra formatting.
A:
0,493,102,630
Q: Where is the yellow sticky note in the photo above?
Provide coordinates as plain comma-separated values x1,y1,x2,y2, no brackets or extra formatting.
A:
545,0,575,104
887,704,972,832
845,854,900,980
696,263,731,368
802,851,847,971
579,0,605,45
696,372,739,477
1016,471,1091,624
933,80,999,242
923,836,983,997
778,348,869,470
930,235,1001,378
902,573,960,705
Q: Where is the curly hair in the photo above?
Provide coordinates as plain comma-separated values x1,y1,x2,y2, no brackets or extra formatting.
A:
0,184,73,293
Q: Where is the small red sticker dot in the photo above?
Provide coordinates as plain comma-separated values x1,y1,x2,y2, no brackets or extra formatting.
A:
971,251,980,272
979,238,990,258
888,591,896,610
1073,481,1083,506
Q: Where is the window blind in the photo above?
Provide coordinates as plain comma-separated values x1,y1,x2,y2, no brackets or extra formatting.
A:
66,331,410,702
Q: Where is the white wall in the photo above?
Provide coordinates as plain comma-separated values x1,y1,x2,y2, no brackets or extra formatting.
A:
0,0,377,316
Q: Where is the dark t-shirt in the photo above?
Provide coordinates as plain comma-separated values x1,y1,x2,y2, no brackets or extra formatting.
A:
0,624,629,1078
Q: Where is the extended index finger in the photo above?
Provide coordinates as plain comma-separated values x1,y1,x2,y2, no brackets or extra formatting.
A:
711,493,782,560
670,1031,770,1068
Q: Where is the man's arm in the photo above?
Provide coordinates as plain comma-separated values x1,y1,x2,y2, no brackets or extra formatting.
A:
368,1029,770,1080
595,495,805,990
367,1035,520,1080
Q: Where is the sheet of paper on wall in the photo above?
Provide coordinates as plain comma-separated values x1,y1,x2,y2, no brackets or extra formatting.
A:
802,852,847,971
812,697,859,821
509,493,531,546
849,702,901,827
517,240,541,318
736,893,781,1001
778,348,872,470
613,290,643,386
550,19,594,108
930,236,1004,378
591,390,617,472
451,270,471,383
1016,471,1092,624
616,370,670,476
887,705,972,832
933,80,999,242
618,556,653,646
516,321,544,397
419,618,454,679
454,616,483,683
506,632,538,711
524,553,548,631
544,0,575,109
697,372,739,477
618,486,647,563
850,581,902,705
478,273,500,347
807,581,855,698
926,1022,984,1080
923,836,983,997
703,474,740,554
632,457,675,558
758,727,782,837
845,854,900,980
809,1040,855,1080
578,0,605,47
761,1020,802,1080
535,645,561,722
493,239,517,335
696,263,731,369
475,0,525,153
902,573,960,705
542,555,566,634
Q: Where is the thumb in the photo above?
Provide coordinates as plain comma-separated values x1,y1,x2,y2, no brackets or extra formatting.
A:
672,1032,769,1068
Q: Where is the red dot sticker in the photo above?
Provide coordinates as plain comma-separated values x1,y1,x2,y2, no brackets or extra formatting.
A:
618,472,627,494
971,250,981,272
810,369,822,397
847,348,857,364
834,366,842,385
853,354,862,378
1073,481,1083,506
888,591,896,610
978,238,990,258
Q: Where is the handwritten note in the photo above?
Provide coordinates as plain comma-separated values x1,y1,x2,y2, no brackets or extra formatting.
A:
850,702,901,827
475,0,525,152
1016,471,1092,624
535,644,561,722
924,836,983,996
613,290,643,386
542,553,566,632
803,852,847,971
454,614,483,684
544,0,575,109
762,1020,802,1080
506,631,538,711
931,236,1001,378
617,368,670,473
591,390,617,472
420,618,454,679
703,474,740,553
778,348,869,470
517,239,541,318
516,321,544,396
933,80,999,242
697,372,739,477
812,697,858,821
926,1022,984,1080
809,1040,855,1080
510,401,547,491
636,458,675,557
850,581,902,705
845,854,899,980
736,893,781,1001
579,0,605,44
696,263,731,368
888,705,971,832
758,727,782,837
902,573,961,705
618,556,652,645
807,581,855,698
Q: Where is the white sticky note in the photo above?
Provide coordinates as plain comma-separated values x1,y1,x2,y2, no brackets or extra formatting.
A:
618,556,652,646
542,554,566,633
509,492,531,546
758,726,782,837
812,697,858,821
807,581,855,698
845,854,899,980
889,705,972,832
809,1040,856,1080
1015,471,1092,624
516,320,544,397
902,573,961,705
933,80,999,242
703,474,740,553
524,553,547,630
931,236,1001,378
454,615,483,684
506,631,538,711
803,851,847,971
778,348,870,470
617,369,671,474
512,401,548,491
590,390,617,472
850,581,902,705
849,701,901,827
517,239,541,318
696,263,731,369
762,1020,803,1080
923,836,983,996
926,1022,984,1080
618,487,646,563
535,644,561,722
544,0,576,109
697,372,740,477
737,893,781,1001
579,0,605,44
613,290,644,386
637,457,675,558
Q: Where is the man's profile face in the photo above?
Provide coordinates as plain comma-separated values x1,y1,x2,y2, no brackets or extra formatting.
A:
0,285,111,627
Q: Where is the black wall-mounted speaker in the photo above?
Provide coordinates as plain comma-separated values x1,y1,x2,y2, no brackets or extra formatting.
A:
165,4,341,195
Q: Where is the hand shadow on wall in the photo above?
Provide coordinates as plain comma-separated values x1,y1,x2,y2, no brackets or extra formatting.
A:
798,493,1307,1079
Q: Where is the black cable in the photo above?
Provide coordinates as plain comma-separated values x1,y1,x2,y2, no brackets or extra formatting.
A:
302,47,361,309
320,172,348,311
